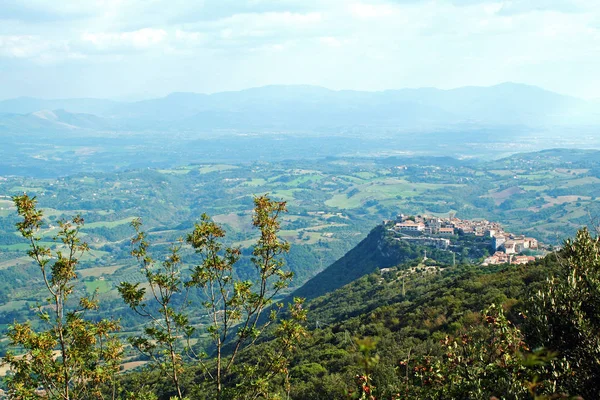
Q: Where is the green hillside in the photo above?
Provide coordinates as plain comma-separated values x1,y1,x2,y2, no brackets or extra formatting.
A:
120,230,599,399
290,222,491,302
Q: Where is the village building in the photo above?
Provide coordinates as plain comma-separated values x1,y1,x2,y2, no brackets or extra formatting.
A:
512,255,536,265
493,235,506,250
390,213,542,267
395,221,426,232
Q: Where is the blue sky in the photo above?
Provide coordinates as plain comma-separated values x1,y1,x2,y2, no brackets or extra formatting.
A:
0,0,598,100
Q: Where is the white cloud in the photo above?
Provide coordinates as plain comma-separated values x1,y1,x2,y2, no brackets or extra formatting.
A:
0,34,81,62
175,29,205,43
319,36,343,47
0,0,97,23
348,3,396,19
1,0,600,98
0,35,41,58
81,28,168,51
496,0,583,15
203,11,323,34
181,11,325,51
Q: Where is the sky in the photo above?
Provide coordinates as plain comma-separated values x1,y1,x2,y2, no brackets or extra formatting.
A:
0,0,599,100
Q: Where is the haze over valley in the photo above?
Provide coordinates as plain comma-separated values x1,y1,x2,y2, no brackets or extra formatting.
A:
2,83,600,177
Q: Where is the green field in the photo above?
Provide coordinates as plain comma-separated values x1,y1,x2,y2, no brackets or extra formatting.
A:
355,172,377,179
0,199,13,208
0,300,29,312
157,168,191,175
85,280,111,294
213,212,252,231
0,242,56,251
196,164,239,174
243,178,267,187
82,217,136,229
325,193,364,209
285,174,324,186
78,176,97,184
8,186,46,193
270,189,304,201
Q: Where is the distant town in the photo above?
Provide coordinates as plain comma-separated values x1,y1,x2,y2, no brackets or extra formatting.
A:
385,214,545,266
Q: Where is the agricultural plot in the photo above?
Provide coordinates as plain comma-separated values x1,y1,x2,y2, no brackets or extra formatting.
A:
195,164,239,174
0,199,13,208
213,212,252,231
84,280,111,294
78,265,123,278
82,217,136,229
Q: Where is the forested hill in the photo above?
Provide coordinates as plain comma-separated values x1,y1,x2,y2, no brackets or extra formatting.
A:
290,225,391,301
290,224,458,301
235,229,598,399
114,226,600,399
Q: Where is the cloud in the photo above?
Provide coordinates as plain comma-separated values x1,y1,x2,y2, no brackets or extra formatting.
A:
181,11,325,51
201,10,323,32
174,29,206,45
164,0,321,24
0,35,39,58
444,0,590,15
0,1,94,23
319,36,345,47
0,34,81,62
496,0,583,15
348,3,396,19
80,28,168,53
0,0,599,99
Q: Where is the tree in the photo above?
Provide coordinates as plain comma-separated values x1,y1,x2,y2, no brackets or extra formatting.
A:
117,223,191,400
186,195,295,399
399,304,549,399
525,227,600,398
4,194,122,400
231,297,308,400
348,338,379,400
119,195,300,399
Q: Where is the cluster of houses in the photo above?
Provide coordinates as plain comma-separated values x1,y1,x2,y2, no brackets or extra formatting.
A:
484,234,539,265
482,252,536,266
388,214,542,266
391,214,504,237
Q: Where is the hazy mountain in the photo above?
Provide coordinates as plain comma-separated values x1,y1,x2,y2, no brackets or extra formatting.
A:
0,97,118,115
107,82,598,128
1,83,598,132
0,109,115,133
380,82,590,125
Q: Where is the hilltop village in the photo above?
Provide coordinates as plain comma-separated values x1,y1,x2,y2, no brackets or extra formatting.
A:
385,214,544,265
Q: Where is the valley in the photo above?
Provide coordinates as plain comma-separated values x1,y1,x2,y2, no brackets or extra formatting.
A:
0,148,598,336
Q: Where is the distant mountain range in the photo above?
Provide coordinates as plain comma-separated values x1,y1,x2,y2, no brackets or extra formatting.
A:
1,83,599,133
